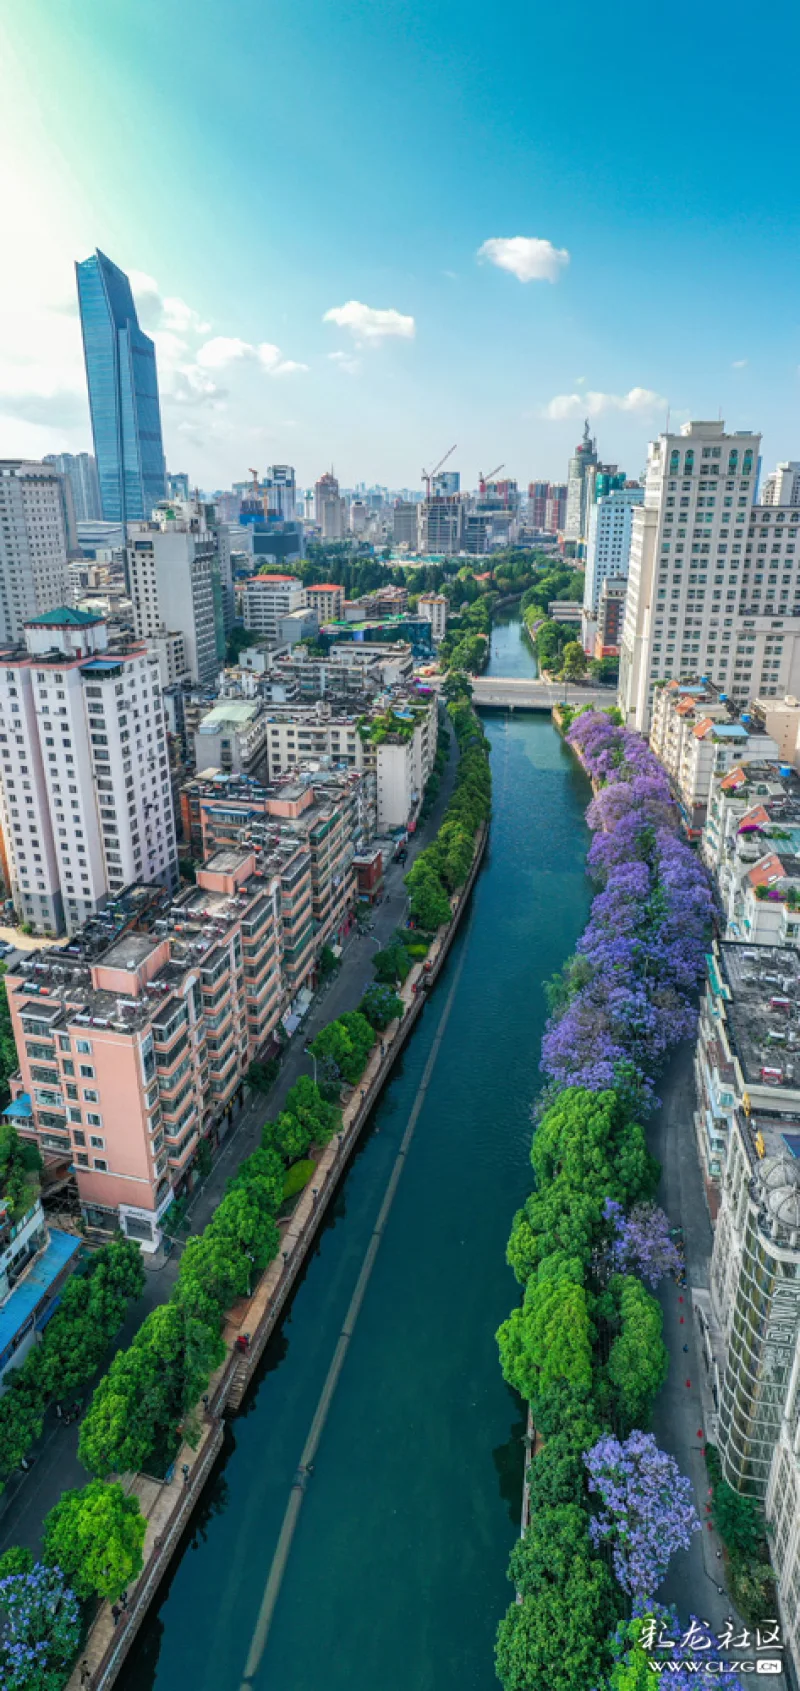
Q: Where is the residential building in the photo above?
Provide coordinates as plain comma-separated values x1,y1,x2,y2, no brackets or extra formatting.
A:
258,690,437,830
4,850,291,1247
418,593,448,641
705,944,800,1498
564,421,598,540
650,679,781,837
279,608,319,646
126,503,218,686
263,465,296,521
0,1191,81,1393
75,249,166,524
44,453,102,523
314,472,339,525
194,700,270,782
750,694,800,768
242,574,306,641
545,483,568,532
305,583,345,623
350,499,368,535
619,421,763,731
583,486,643,616
702,762,800,947
0,608,177,935
762,463,800,507
0,461,73,645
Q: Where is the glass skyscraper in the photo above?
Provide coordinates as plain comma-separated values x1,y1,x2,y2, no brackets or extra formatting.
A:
75,249,166,524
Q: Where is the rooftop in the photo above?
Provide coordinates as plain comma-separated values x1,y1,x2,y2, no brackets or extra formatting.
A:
0,1230,82,1352
24,606,103,627
198,701,261,728
718,942,800,1090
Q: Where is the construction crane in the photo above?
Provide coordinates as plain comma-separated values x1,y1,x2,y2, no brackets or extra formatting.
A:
421,444,457,498
478,462,505,496
248,468,260,496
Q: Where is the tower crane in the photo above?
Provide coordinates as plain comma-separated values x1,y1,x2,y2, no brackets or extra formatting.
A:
479,463,505,496
421,444,457,497
248,468,260,496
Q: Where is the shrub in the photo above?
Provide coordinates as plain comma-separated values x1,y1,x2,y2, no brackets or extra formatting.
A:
283,1159,314,1201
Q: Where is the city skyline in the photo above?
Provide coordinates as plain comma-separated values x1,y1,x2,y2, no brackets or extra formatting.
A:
2,0,800,487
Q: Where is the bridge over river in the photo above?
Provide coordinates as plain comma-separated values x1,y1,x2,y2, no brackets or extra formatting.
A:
472,673,616,710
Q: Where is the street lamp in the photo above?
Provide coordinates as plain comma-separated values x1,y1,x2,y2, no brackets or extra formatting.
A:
304,1046,317,1085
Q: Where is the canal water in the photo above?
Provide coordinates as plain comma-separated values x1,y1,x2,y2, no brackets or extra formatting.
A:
119,615,591,1691
485,606,538,678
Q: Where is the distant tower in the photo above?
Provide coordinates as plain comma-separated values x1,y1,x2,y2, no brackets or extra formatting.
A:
564,419,598,540
75,249,167,524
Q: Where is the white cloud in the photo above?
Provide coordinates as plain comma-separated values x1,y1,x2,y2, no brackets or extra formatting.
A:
477,236,569,284
196,336,253,369
543,386,666,420
328,350,361,376
732,358,748,369
323,300,415,343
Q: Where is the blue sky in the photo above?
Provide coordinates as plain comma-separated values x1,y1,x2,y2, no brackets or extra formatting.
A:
2,0,800,490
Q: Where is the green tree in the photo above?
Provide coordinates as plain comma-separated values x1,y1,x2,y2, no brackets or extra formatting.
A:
0,1545,33,1578
602,1275,669,1432
374,941,411,985
405,860,451,929
496,1505,617,1691
561,640,588,679
497,1255,594,1400
247,1057,279,1093
282,1075,340,1146
310,1012,374,1086
43,1480,146,1602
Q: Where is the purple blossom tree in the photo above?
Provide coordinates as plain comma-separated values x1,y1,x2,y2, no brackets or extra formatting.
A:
605,1602,747,1690
603,1198,683,1287
0,1562,80,1691
584,1431,700,1597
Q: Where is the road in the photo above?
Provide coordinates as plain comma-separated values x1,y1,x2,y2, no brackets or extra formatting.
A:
0,714,460,1561
471,675,616,710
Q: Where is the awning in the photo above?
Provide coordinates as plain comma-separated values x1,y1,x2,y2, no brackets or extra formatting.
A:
3,1093,32,1120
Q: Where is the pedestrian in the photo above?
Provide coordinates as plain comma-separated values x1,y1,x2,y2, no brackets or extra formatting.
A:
112,1605,121,1628
80,1662,91,1687
55,1402,63,1420
120,1590,129,1611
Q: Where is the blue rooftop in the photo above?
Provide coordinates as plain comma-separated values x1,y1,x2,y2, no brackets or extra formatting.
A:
0,1230,82,1353
713,725,748,739
79,659,123,672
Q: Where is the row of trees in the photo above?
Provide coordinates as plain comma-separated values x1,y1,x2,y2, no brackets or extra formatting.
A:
495,712,727,1691
0,1235,144,1486
405,699,492,931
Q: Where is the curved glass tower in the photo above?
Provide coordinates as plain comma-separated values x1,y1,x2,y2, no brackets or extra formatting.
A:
75,249,166,524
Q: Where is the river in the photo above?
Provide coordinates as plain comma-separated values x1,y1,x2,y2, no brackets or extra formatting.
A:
119,612,591,1691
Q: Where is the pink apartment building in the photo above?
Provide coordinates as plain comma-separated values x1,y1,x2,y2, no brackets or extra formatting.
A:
4,848,287,1250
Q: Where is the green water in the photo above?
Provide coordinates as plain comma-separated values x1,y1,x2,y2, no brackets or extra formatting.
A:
120,621,591,1691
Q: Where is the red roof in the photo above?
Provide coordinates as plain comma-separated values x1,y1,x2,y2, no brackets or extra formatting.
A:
245,574,301,584
307,583,343,593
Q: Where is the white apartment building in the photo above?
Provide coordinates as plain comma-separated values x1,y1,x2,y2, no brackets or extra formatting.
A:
0,609,177,936
418,593,448,641
126,505,218,686
264,693,437,831
702,760,800,946
583,486,643,616
762,462,800,507
619,422,763,730
242,574,306,641
0,461,73,646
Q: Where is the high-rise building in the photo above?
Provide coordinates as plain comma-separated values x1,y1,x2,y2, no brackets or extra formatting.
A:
619,421,766,730
392,500,418,548
0,461,73,644
545,483,568,532
75,249,167,524
314,471,340,525
564,422,598,539
167,472,191,502
263,465,297,521
0,608,177,935
583,486,644,615
126,503,219,686
762,462,800,507
44,453,102,523
418,496,464,555
528,481,550,528
432,470,460,497
418,593,448,641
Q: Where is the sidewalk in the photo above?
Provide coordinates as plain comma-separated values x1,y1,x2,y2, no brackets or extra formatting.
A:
0,712,459,1561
